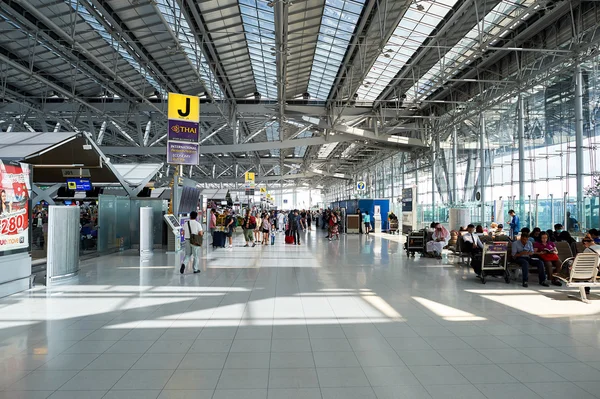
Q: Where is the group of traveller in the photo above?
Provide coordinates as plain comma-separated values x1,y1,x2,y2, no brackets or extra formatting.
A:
457,209,598,290
208,208,315,248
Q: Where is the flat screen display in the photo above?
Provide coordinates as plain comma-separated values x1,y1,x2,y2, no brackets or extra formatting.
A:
0,160,31,256
67,178,92,191
178,186,200,214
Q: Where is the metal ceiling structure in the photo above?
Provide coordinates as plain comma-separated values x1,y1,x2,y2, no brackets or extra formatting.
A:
0,0,598,189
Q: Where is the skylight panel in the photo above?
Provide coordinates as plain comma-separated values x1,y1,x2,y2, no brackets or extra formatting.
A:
154,0,223,99
265,121,280,157
404,0,534,103
71,1,164,96
340,143,357,158
307,0,366,100
239,0,277,99
317,142,339,159
356,0,458,101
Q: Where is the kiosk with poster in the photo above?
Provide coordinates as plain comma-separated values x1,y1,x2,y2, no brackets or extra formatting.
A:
402,187,417,234
0,160,32,297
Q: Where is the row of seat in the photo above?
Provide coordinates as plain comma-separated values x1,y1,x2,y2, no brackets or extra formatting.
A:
449,235,600,303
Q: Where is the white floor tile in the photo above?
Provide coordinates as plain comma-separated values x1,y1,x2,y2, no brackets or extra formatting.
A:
270,352,315,368
316,367,370,388
313,351,359,368
224,352,270,369
362,366,420,386
58,370,126,391
268,368,319,388
409,365,470,386
216,369,269,389
132,353,184,369
268,388,321,399
112,370,174,390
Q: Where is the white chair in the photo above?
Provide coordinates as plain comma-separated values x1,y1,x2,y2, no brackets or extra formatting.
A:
555,253,600,304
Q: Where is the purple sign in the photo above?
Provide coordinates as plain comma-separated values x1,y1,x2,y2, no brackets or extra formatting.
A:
167,141,199,165
168,120,199,142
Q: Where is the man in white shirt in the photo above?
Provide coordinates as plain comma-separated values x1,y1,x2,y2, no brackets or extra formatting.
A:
463,224,483,253
181,211,203,274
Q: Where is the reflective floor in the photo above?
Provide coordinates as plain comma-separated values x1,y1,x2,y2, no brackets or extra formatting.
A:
1,229,600,399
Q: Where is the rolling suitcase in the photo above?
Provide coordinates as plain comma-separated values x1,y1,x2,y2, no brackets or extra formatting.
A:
285,229,294,244
212,231,226,248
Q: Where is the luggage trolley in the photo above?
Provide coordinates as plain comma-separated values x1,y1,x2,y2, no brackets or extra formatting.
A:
476,242,511,284
388,220,399,234
404,229,427,257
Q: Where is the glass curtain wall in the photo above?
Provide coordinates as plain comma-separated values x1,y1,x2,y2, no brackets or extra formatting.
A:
323,57,600,232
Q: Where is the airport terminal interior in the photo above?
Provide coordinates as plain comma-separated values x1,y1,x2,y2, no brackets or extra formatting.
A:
1,0,600,398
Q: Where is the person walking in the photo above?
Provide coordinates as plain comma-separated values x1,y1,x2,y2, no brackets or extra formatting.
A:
209,209,217,244
243,209,256,247
363,211,371,235
277,211,286,233
290,210,301,245
508,209,520,239
224,209,234,248
261,213,271,245
180,211,203,274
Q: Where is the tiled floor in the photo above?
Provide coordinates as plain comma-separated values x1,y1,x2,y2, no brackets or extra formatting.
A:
1,228,600,399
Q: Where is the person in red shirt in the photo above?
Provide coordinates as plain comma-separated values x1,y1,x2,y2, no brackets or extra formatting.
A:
533,231,562,286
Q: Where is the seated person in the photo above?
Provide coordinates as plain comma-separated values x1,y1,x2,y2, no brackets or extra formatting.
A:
512,232,549,288
533,231,563,286
529,227,542,243
475,225,484,234
462,224,483,253
426,223,449,259
489,222,498,233
588,228,600,244
554,224,575,244
494,224,506,236
546,229,556,242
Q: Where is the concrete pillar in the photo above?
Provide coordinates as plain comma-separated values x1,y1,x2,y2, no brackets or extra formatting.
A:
575,64,585,224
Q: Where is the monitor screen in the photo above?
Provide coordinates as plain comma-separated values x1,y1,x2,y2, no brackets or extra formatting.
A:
178,186,200,214
67,178,92,191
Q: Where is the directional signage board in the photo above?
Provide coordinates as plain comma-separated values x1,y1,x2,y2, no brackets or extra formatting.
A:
356,181,366,191
167,92,200,166
168,120,199,142
167,142,199,165
168,93,199,122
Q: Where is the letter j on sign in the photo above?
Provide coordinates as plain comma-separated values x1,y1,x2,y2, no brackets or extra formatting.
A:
168,93,199,122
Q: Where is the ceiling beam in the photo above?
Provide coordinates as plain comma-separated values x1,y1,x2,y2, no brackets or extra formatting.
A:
101,136,354,155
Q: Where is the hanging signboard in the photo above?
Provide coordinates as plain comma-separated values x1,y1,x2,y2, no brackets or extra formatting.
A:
167,142,199,165
245,172,256,196
167,92,200,166
168,93,200,122
0,160,31,255
356,181,366,191
168,120,200,142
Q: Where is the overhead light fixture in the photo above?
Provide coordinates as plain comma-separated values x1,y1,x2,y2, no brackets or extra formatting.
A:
416,3,424,11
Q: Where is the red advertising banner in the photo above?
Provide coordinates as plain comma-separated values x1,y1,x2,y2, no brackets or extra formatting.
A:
0,161,30,254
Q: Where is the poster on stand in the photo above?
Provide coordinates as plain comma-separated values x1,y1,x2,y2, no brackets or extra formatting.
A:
0,160,31,255
401,187,416,234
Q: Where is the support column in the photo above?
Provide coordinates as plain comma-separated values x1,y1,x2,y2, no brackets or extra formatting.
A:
575,64,585,224
452,126,458,204
518,95,526,218
479,112,486,224
431,151,436,223
390,156,394,200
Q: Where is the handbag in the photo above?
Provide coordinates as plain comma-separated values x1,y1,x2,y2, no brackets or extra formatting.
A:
539,252,559,261
188,221,203,247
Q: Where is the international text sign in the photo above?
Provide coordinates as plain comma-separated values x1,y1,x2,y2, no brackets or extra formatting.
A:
0,160,30,255
168,120,199,142
167,142,199,166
